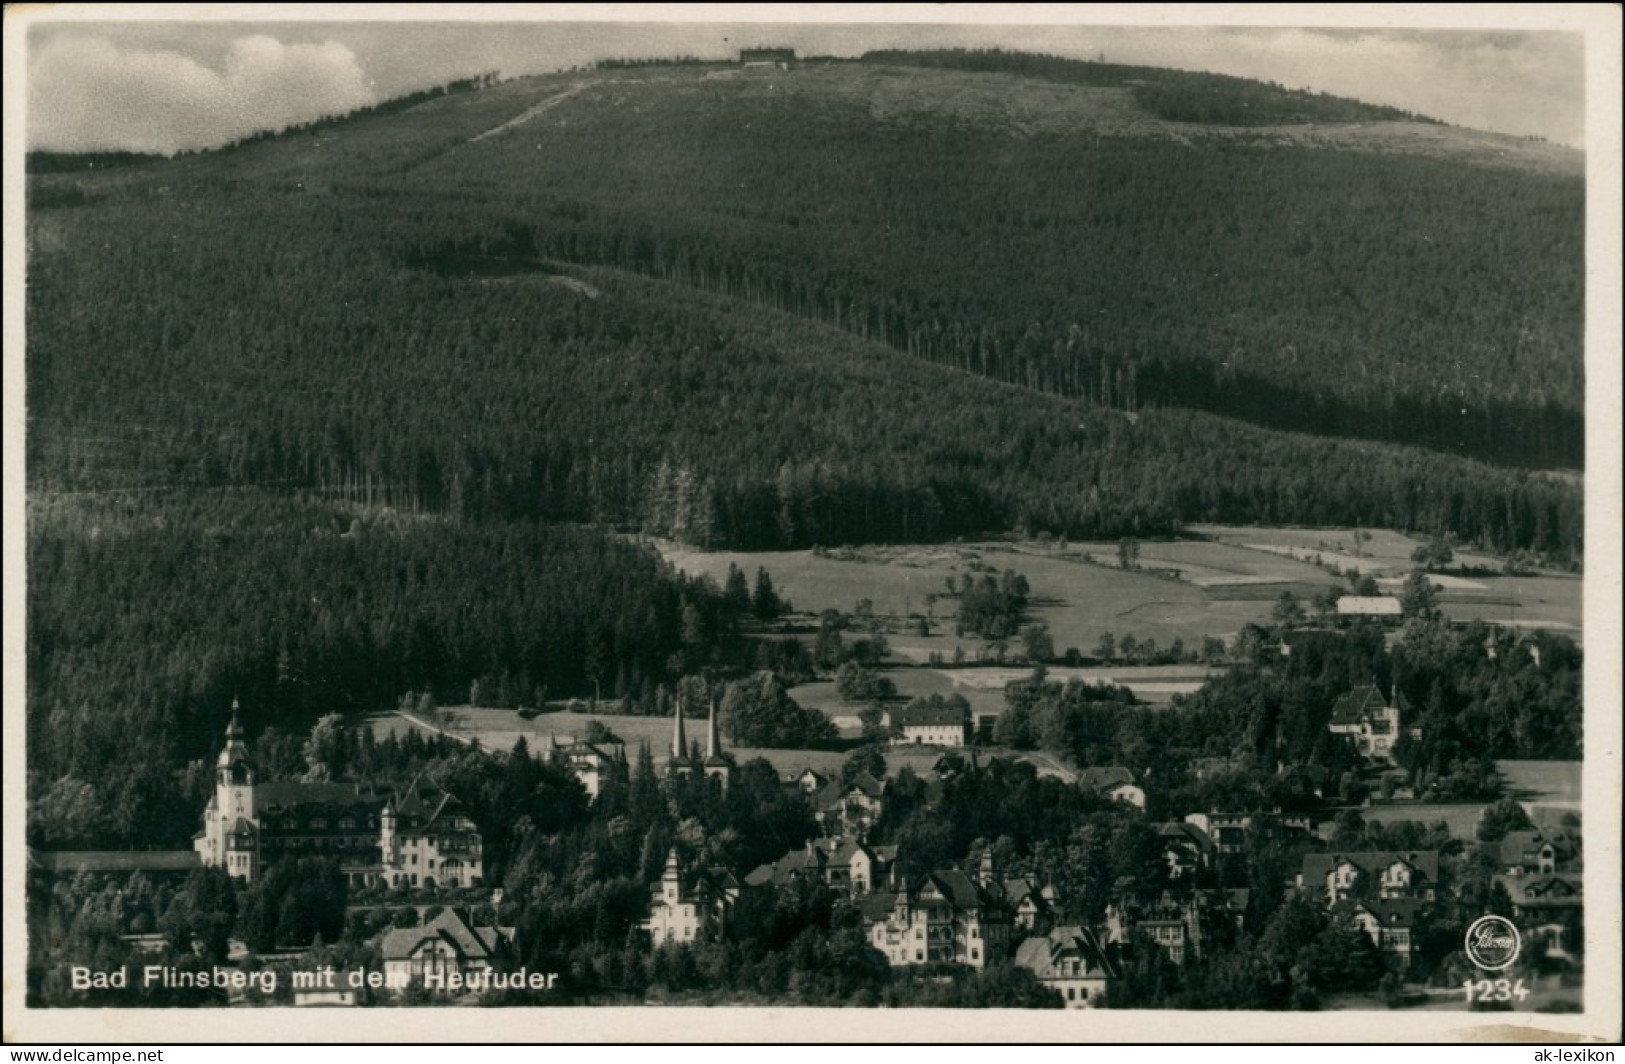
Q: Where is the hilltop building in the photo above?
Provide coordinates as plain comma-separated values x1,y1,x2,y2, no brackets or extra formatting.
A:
193,701,483,888
739,47,795,71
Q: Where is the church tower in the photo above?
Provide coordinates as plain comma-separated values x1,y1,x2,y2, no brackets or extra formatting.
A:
201,698,260,880
669,693,695,778
217,699,255,819
703,694,732,789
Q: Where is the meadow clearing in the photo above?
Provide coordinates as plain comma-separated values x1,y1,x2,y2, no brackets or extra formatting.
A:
654,529,1582,661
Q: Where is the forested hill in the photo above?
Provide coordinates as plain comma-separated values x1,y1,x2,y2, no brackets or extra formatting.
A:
33,54,1580,468
26,56,1584,553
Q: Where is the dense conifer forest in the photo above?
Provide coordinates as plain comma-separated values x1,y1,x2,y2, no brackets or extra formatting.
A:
24,52,1586,859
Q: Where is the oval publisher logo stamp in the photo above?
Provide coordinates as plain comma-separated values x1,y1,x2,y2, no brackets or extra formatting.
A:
1465,914,1522,971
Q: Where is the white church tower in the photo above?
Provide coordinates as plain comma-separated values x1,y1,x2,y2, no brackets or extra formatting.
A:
196,698,260,880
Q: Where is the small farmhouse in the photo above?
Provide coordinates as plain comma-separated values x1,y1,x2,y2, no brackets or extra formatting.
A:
886,702,969,747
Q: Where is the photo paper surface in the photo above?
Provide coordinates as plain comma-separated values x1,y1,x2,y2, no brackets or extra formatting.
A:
5,3,1619,1044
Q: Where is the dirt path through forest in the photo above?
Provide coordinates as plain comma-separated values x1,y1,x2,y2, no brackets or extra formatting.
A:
466,81,595,145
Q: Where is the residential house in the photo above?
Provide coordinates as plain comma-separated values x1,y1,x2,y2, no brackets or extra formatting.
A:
812,771,887,839
792,768,828,795
1495,873,1583,924
642,847,740,946
1001,877,1056,934
378,907,514,989
1331,897,1421,967
1500,829,1580,876
1157,821,1217,880
1298,851,1440,906
1105,889,1247,966
1183,811,1315,855
1014,925,1117,1008
1327,685,1418,763
745,838,893,895
886,702,969,747
1105,892,1202,965
1078,767,1145,809
546,735,622,800
859,869,1012,969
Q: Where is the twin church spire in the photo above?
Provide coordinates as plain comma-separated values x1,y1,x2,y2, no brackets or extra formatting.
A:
670,688,731,786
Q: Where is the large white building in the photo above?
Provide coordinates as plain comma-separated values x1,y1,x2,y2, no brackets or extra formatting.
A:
642,847,740,946
194,702,484,888
885,702,969,747
858,869,1011,968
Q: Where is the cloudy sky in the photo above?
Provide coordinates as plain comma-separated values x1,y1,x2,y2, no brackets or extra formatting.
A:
21,6,1594,154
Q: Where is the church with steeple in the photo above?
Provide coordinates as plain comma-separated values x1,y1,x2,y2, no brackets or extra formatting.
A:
666,692,734,789
193,699,485,888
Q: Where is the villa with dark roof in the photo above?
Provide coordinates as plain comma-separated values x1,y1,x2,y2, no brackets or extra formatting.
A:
379,907,515,989
1298,851,1439,905
812,771,887,838
1330,897,1422,966
1327,685,1418,762
859,868,1012,968
746,837,895,894
1014,925,1117,1008
1077,766,1145,808
194,702,483,888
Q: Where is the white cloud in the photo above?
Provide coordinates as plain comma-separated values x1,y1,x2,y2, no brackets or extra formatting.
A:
28,35,377,154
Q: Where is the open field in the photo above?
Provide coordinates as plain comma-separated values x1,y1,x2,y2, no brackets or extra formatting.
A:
656,539,1292,662
656,531,1582,669
925,664,1220,705
652,538,980,620
1431,575,1583,637
1192,524,1506,574
1334,760,1581,840
1498,760,1581,812
1065,538,1332,587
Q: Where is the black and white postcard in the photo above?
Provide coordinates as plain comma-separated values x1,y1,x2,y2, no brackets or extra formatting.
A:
4,3,1619,1044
